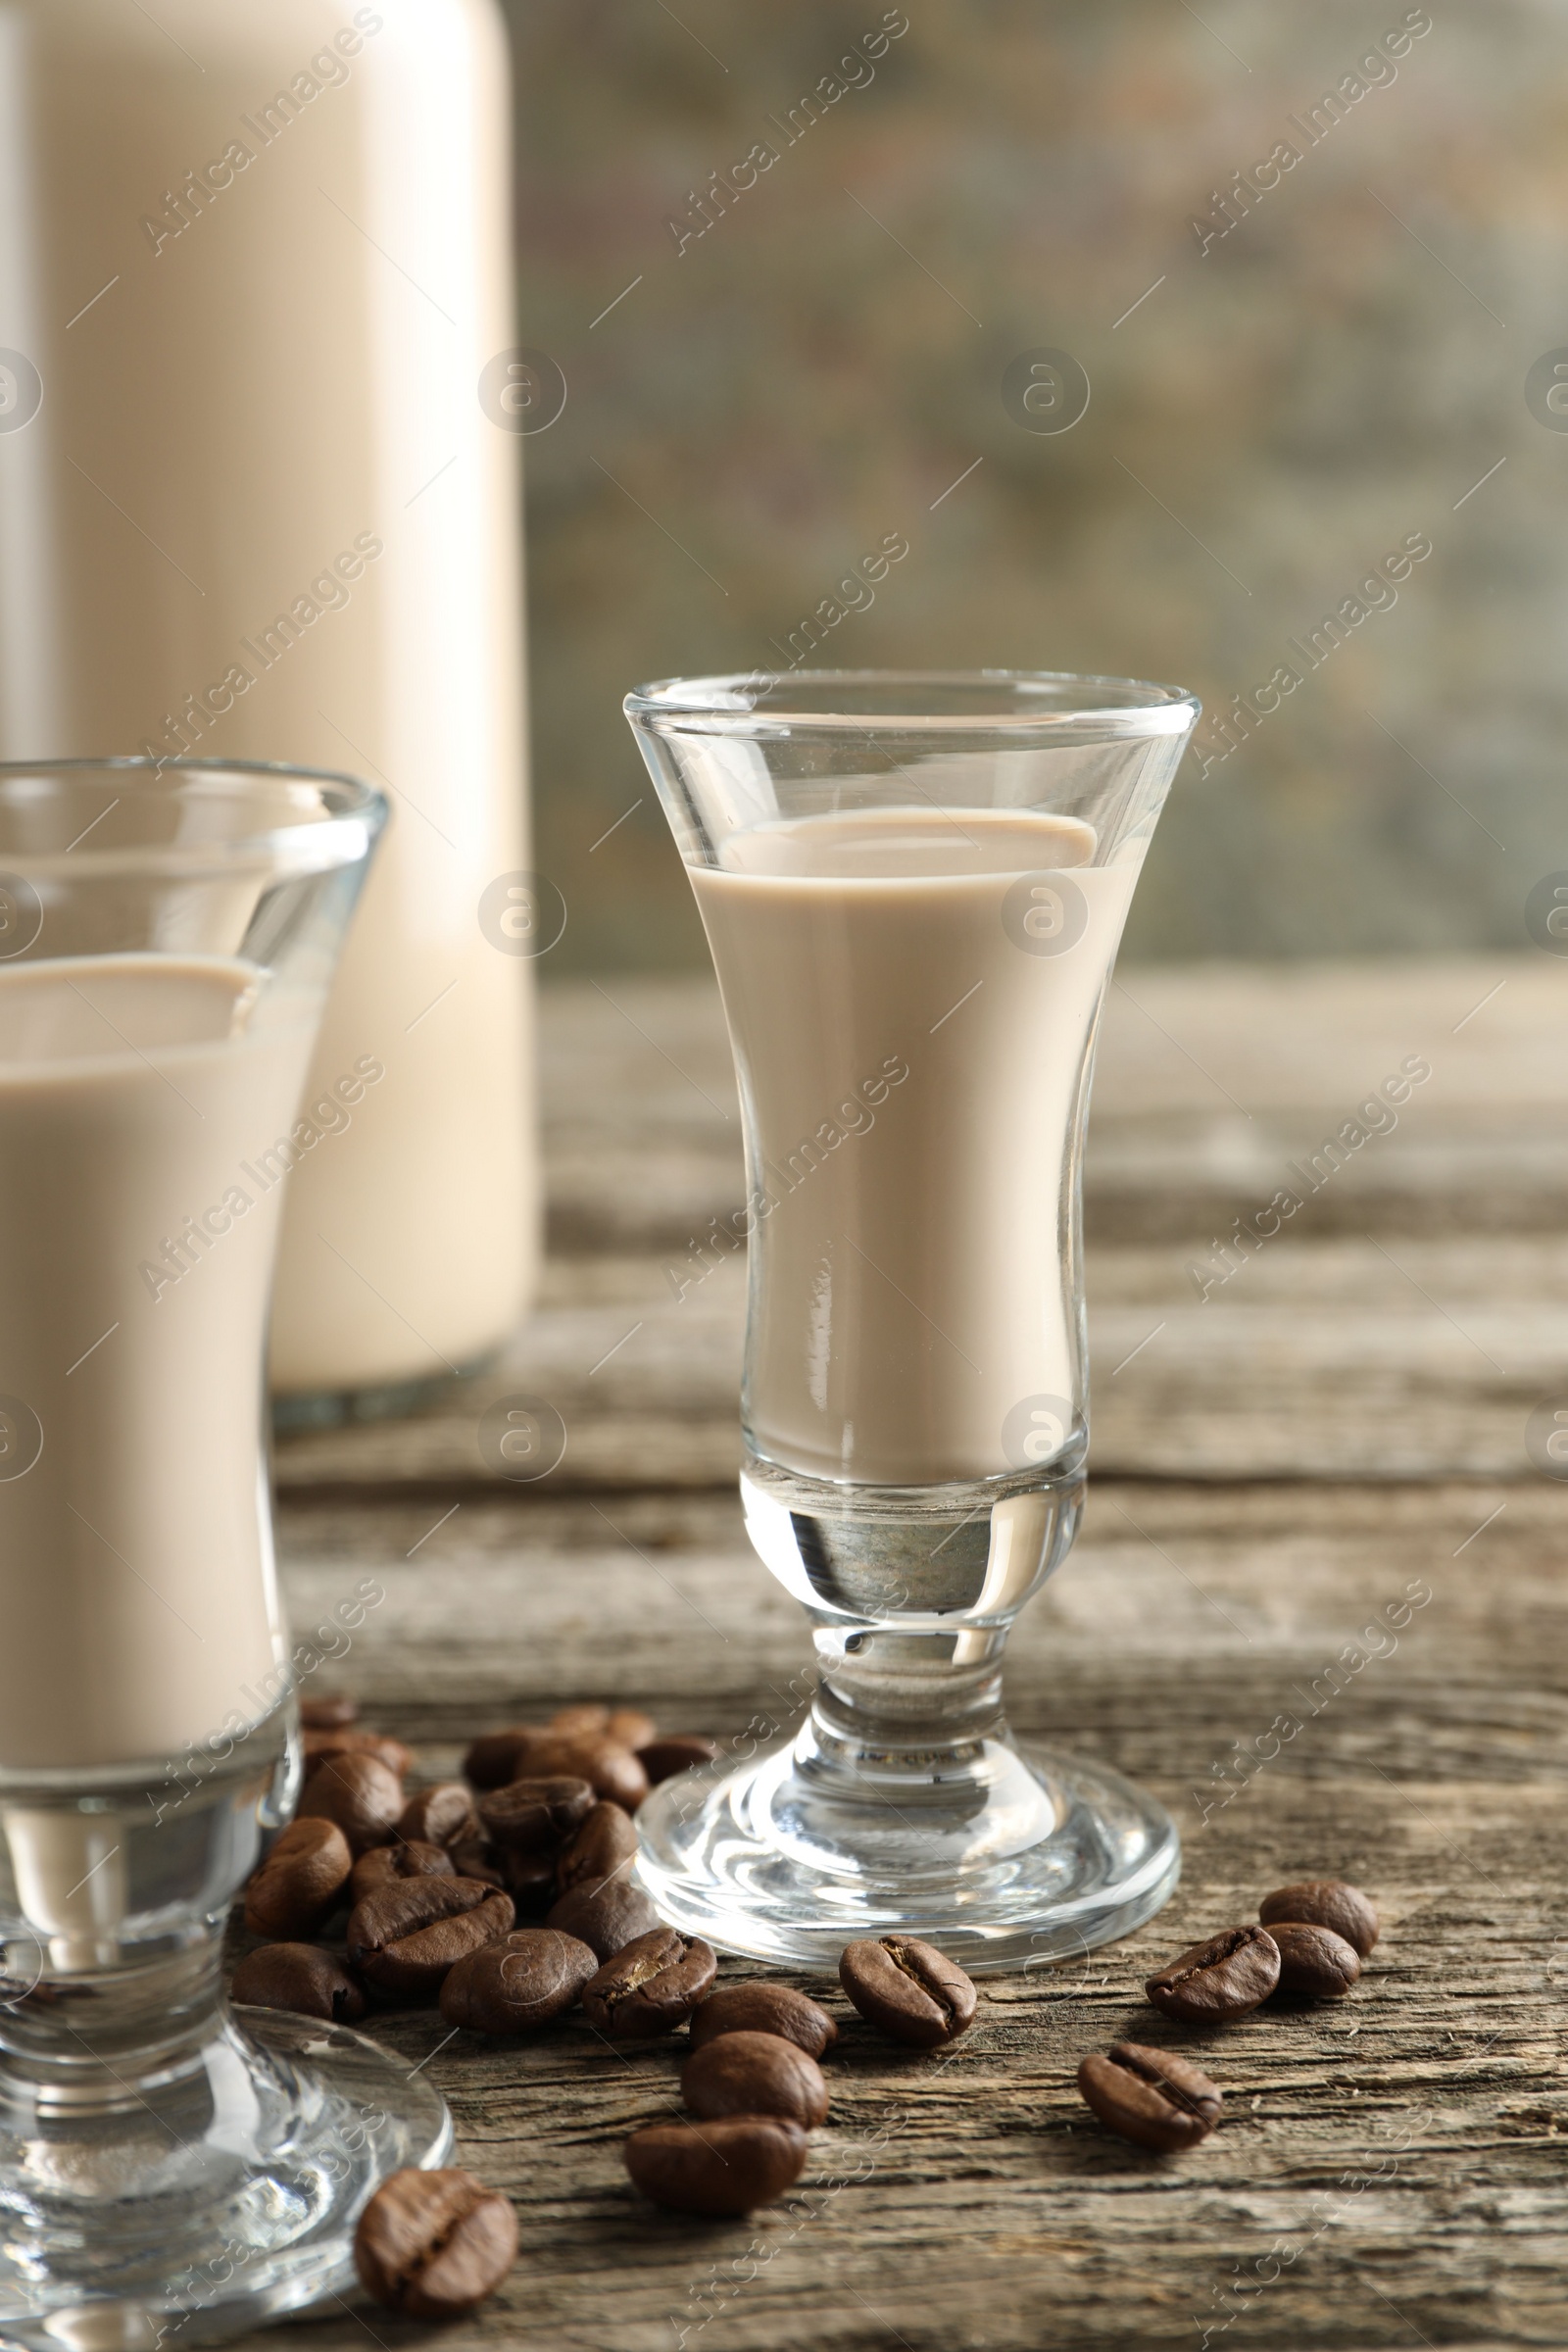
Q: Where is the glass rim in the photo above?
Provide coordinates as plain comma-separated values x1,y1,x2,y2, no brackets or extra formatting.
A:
624,667,1200,739
0,755,387,881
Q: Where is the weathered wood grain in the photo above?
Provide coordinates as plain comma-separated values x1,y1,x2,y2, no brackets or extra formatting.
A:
273,1235,1568,1488
541,962,1568,1254
256,1479,1568,2352
276,962,1568,1490
277,1480,1543,1748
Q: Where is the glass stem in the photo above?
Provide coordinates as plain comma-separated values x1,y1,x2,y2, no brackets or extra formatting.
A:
0,1927,230,2118
804,1621,1012,1776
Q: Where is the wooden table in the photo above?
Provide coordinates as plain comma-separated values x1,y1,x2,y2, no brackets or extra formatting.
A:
264,958,1568,2352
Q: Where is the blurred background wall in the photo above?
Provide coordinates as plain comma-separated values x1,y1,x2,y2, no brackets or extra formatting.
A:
501,0,1562,973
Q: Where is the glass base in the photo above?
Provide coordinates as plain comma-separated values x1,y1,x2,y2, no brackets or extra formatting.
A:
0,2009,452,2351
270,1346,500,1433
635,1735,1181,1975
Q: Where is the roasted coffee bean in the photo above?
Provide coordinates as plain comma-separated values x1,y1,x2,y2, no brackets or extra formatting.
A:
1147,1925,1281,2023
296,1750,405,1855
355,2168,517,2319
243,1817,352,1939
556,1800,638,1897
838,1937,977,2048
637,1735,719,1785
350,1840,455,1907
463,1726,540,1789
300,1691,357,1730
232,1941,366,2025
347,1877,515,1997
1269,1920,1361,1998
548,1704,664,1746
688,1982,838,2060
439,1929,598,2034
1077,2042,1224,2153
581,1928,716,2038
478,1776,596,1855
449,1839,506,1888
497,1848,558,1910
1260,1879,1379,1959
397,1782,480,1849
624,2115,808,2217
682,2030,829,2128
515,1734,648,1814
545,1876,661,1962
302,1727,413,1781
550,1703,609,1737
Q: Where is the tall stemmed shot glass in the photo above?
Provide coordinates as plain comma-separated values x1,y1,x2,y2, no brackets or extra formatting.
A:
0,761,450,2347
626,672,1200,1972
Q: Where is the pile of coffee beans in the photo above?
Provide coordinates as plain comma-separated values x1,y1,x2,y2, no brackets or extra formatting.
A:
1075,1875,1380,2153
239,1696,1382,2299
232,1693,718,2314
619,1937,982,2214
623,1979,841,2216
232,1695,720,2033
236,1697,990,2254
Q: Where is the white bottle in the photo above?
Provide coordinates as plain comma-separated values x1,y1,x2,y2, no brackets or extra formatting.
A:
0,0,538,1396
